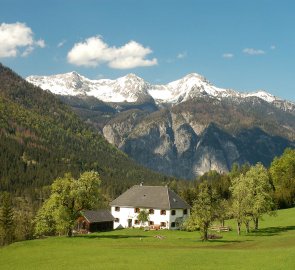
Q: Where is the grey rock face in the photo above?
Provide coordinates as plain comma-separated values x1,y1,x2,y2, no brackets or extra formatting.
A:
58,91,294,180
103,105,293,179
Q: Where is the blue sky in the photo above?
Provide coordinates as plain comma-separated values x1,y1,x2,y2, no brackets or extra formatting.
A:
0,0,294,101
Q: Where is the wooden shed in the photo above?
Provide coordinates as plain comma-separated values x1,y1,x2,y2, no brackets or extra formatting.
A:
77,210,114,232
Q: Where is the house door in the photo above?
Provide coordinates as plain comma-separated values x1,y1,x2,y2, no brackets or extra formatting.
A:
127,219,132,228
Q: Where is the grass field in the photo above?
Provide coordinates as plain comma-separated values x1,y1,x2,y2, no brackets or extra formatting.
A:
1,208,295,270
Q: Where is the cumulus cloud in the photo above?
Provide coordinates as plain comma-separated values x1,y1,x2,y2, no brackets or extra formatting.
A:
67,36,157,69
243,48,265,55
0,22,45,58
222,53,234,59
177,51,187,59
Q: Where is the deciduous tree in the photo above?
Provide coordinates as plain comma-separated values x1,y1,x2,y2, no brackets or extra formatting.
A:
137,210,149,227
247,163,274,230
189,182,220,241
230,163,274,234
34,171,101,237
270,148,295,208
230,174,252,235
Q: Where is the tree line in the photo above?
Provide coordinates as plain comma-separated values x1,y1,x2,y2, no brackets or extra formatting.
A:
168,148,295,240
1,148,294,245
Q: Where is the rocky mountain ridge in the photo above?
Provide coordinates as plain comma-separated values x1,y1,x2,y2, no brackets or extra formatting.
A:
27,72,295,113
26,71,295,179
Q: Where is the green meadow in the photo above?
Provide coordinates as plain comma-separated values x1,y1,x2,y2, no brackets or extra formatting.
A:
1,208,295,270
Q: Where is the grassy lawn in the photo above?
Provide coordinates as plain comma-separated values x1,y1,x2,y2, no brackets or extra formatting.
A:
1,208,295,270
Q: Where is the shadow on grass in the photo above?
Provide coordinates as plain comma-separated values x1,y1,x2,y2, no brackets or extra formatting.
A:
207,239,246,243
77,234,149,240
249,226,295,237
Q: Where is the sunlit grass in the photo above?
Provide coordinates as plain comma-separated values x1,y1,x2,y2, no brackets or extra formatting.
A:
1,208,295,270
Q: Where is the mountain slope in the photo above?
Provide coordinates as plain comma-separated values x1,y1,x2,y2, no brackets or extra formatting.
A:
108,102,293,178
0,64,172,193
103,95,295,179
26,70,295,179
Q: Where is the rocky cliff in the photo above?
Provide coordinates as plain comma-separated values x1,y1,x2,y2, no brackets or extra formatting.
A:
27,72,295,179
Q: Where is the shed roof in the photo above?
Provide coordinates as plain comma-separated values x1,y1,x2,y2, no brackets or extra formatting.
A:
81,209,114,223
110,185,190,209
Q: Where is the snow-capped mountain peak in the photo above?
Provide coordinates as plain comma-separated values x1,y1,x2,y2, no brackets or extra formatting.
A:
116,73,147,89
123,73,142,80
245,90,276,103
26,72,294,112
27,72,151,103
27,71,91,96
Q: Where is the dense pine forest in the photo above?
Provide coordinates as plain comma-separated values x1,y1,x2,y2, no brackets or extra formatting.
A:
0,64,174,196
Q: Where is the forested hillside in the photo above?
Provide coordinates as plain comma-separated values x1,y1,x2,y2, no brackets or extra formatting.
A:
0,64,172,197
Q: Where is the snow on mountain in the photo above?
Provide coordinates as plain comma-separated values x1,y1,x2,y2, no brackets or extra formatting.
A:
27,72,151,103
148,73,237,103
27,72,292,109
244,91,276,103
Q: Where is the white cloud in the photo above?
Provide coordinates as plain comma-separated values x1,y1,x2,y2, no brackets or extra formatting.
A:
177,51,187,59
35,39,45,48
67,36,157,69
57,39,66,48
222,53,234,59
243,48,265,55
0,22,45,58
21,46,34,57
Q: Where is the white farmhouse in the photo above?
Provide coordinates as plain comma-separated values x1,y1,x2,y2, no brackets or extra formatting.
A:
110,185,190,230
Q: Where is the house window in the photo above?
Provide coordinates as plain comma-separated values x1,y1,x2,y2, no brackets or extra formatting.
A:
134,220,139,225
115,218,120,223
171,222,176,228
149,209,154,214
160,222,166,227
115,206,120,212
134,208,140,213
183,209,188,215
160,210,166,215
149,221,154,226
171,210,176,216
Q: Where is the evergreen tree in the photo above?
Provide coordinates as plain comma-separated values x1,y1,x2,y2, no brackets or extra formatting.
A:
0,192,15,245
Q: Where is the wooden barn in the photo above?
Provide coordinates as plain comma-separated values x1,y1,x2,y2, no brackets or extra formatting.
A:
77,210,114,233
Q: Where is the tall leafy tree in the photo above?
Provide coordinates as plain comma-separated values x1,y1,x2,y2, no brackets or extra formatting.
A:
246,163,274,230
230,163,274,234
230,174,252,235
189,182,220,241
34,171,101,237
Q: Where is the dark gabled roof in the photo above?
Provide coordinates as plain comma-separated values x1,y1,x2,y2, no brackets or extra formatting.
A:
81,209,114,223
110,185,190,209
